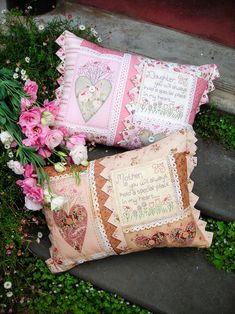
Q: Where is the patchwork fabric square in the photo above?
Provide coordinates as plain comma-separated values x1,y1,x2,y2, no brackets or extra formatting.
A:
55,31,219,149
44,129,213,273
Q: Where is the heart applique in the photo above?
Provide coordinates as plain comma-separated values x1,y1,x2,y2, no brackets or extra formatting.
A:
53,204,87,252
75,76,112,122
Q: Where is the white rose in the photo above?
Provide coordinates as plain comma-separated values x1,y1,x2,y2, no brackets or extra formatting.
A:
7,160,25,175
51,196,66,211
0,131,13,144
25,197,42,211
69,145,88,165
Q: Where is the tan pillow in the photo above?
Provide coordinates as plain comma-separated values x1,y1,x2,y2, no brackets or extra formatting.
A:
43,129,212,273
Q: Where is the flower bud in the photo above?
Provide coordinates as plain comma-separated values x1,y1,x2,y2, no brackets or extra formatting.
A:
54,162,66,173
41,110,55,126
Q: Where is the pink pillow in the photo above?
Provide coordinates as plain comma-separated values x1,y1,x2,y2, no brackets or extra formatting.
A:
44,129,213,273
55,31,219,149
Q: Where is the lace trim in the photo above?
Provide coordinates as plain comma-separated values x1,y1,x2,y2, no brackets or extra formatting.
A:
184,76,197,122
49,173,74,182
167,154,185,211
88,161,116,255
107,53,131,145
121,154,189,233
55,120,110,137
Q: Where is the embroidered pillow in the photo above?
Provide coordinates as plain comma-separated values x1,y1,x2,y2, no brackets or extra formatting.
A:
43,129,213,273
55,31,219,149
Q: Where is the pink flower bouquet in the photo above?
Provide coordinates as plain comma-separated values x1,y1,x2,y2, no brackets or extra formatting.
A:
0,68,88,211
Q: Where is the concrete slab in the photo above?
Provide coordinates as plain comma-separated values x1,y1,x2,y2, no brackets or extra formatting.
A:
45,1,235,114
30,227,235,314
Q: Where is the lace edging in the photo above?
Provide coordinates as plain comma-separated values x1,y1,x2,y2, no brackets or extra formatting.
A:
88,161,116,255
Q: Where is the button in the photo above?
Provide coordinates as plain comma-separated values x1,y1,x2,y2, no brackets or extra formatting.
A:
148,136,155,143
89,86,96,93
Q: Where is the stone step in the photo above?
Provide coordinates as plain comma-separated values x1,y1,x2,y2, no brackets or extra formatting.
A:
30,228,235,314
46,1,235,115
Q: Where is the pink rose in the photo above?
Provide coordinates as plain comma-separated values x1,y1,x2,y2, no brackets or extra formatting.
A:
57,126,70,138
20,97,32,112
45,129,63,150
24,80,38,103
24,163,37,178
22,137,38,147
23,124,49,147
37,147,52,159
17,178,43,203
66,133,86,150
43,100,60,116
19,107,42,133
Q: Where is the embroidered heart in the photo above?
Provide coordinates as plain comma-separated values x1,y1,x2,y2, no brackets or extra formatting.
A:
53,204,88,252
75,76,112,122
